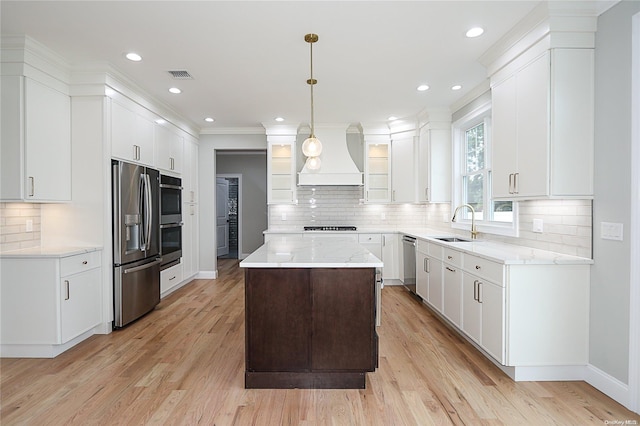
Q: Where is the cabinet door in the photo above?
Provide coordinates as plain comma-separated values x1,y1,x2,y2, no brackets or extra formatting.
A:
24,78,71,201
462,274,482,344
311,268,376,371
155,124,183,173
183,138,199,203
365,142,391,203
111,101,139,162
391,136,415,203
491,75,517,199
60,268,102,343
160,262,183,294
515,52,549,197
381,233,398,280
443,263,462,327
480,280,504,363
416,250,429,299
418,129,451,203
427,257,443,312
268,142,296,204
245,268,310,371
135,115,155,166
182,203,199,279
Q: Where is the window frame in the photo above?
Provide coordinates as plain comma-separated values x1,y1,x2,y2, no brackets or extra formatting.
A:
451,101,519,238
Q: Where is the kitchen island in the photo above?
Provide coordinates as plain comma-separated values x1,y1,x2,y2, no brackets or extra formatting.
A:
239,236,383,389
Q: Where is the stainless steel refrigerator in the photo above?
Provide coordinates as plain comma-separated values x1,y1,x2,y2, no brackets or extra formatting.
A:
112,160,161,328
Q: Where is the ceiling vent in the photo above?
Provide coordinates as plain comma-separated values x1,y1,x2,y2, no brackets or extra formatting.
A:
168,70,193,80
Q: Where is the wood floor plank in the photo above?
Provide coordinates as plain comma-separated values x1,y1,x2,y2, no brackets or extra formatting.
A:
1,258,638,425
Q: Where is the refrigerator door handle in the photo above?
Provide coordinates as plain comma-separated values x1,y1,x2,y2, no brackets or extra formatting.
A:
138,173,146,251
123,258,162,274
144,173,153,251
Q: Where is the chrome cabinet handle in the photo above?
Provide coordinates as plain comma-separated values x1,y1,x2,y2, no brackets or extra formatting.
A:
425,187,429,201
478,281,483,303
514,173,519,194
446,266,455,273
392,190,396,202
28,176,35,197
82,260,88,265
473,279,478,301
64,280,70,300
475,265,481,270
508,173,513,194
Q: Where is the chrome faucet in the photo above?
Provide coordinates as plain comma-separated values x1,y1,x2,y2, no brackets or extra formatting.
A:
452,204,478,240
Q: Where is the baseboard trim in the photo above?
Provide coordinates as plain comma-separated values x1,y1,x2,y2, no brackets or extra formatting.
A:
585,364,631,409
197,270,217,279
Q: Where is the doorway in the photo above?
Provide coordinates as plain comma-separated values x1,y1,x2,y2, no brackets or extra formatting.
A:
217,175,241,259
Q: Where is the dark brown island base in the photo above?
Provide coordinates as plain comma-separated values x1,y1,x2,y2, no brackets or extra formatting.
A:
239,237,383,389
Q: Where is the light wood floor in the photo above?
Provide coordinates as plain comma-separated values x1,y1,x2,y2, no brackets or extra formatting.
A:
2,259,638,425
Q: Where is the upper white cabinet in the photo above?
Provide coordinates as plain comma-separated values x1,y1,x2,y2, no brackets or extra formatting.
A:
154,123,183,174
417,121,451,203
390,133,416,203
110,99,155,166
491,47,594,199
182,136,199,281
267,137,297,204
364,140,391,203
1,76,71,202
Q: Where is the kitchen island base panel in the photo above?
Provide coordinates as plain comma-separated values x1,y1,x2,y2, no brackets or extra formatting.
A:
245,372,366,389
244,267,377,389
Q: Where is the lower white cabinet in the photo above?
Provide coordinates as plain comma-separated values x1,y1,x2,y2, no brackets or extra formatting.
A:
0,249,102,357
161,262,184,296
381,233,399,280
414,238,589,379
182,202,199,279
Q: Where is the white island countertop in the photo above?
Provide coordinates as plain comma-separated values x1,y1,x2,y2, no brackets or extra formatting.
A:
240,236,383,268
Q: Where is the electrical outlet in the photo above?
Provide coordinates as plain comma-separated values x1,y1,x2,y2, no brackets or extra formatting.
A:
26,219,33,232
281,213,287,221
601,222,623,241
532,219,543,233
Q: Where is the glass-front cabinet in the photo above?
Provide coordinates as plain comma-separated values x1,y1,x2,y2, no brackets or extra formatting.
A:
267,135,297,204
364,140,391,203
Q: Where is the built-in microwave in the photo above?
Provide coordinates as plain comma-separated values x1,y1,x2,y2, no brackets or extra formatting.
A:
160,175,182,225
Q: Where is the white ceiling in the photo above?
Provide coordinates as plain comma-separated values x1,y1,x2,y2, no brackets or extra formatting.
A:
1,1,545,131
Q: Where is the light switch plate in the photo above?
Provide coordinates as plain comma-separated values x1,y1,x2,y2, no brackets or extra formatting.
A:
601,222,624,241
26,219,33,232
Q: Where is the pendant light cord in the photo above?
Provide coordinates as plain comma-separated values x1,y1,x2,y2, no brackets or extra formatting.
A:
309,40,315,138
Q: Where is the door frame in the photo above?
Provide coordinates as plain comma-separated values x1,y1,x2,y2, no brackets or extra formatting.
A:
217,173,243,259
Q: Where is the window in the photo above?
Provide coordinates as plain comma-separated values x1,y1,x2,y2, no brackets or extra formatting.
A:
452,102,518,237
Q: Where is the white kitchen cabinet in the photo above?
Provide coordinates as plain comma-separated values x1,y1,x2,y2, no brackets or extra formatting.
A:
442,256,462,328
416,239,443,311
381,233,399,280
358,233,382,259
1,76,71,202
160,261,183,296
416,243,429,299
267,140,297,204
155,123,183,174
182,202,199,281
111,99,155,166
417,126,451,203
0,249,102,357
182,136,199,204
390,134,415,203
364,141,391,203
491,48,594,199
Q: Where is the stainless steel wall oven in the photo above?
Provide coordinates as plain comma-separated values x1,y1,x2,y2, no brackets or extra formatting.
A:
159,175,183,270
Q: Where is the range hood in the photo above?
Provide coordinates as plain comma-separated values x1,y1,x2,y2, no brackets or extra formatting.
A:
298,124,363,186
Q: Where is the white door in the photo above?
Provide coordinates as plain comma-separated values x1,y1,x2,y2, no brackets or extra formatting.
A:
216,178,229,257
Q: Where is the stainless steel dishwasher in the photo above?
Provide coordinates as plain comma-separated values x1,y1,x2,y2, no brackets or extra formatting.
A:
402,235,417,294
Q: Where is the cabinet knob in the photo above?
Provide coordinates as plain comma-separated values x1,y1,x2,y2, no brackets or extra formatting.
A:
475,265,481,270
82,260,88,265
447,255,453,260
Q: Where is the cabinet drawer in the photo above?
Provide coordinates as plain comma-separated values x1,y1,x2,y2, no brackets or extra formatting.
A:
161,263,183,294
443,247,462,267
60,251,101,277
464,254,504,285
358,233,381,244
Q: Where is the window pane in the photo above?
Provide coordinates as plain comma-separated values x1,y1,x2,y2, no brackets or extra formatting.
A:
463,173,484,220
493,201,513,222
465,123,485,173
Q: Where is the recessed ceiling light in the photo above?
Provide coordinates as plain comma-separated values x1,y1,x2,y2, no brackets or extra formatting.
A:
275,117,285,122
168,87,181,94
204,117,215,123
388,116,398,121
466,27,484,38
125,52,142,62
417,85,430,92
155,119,166,124
451,85,463,91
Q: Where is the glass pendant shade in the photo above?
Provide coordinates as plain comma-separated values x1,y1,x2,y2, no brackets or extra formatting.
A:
305,156,322,170
302,136,322,157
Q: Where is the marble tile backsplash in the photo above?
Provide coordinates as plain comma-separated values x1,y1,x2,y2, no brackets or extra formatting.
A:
0,203,42,252
268,187,593,258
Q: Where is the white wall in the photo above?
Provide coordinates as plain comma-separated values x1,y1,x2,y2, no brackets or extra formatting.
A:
198,133,266,277
591,0,640,385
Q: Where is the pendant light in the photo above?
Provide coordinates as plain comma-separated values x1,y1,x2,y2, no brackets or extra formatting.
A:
302,33,322,170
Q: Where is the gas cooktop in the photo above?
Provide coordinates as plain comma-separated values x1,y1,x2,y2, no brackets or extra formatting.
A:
303,226,357,231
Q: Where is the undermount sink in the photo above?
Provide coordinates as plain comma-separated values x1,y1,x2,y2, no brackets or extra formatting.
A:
434,237,472,243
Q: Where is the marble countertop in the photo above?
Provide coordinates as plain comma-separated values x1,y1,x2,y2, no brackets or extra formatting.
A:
0,246,102,259
262,227,593,266
240,236,383,268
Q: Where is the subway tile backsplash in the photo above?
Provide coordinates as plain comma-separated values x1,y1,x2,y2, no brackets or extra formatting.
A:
0,203,42,252
268,187,592,258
